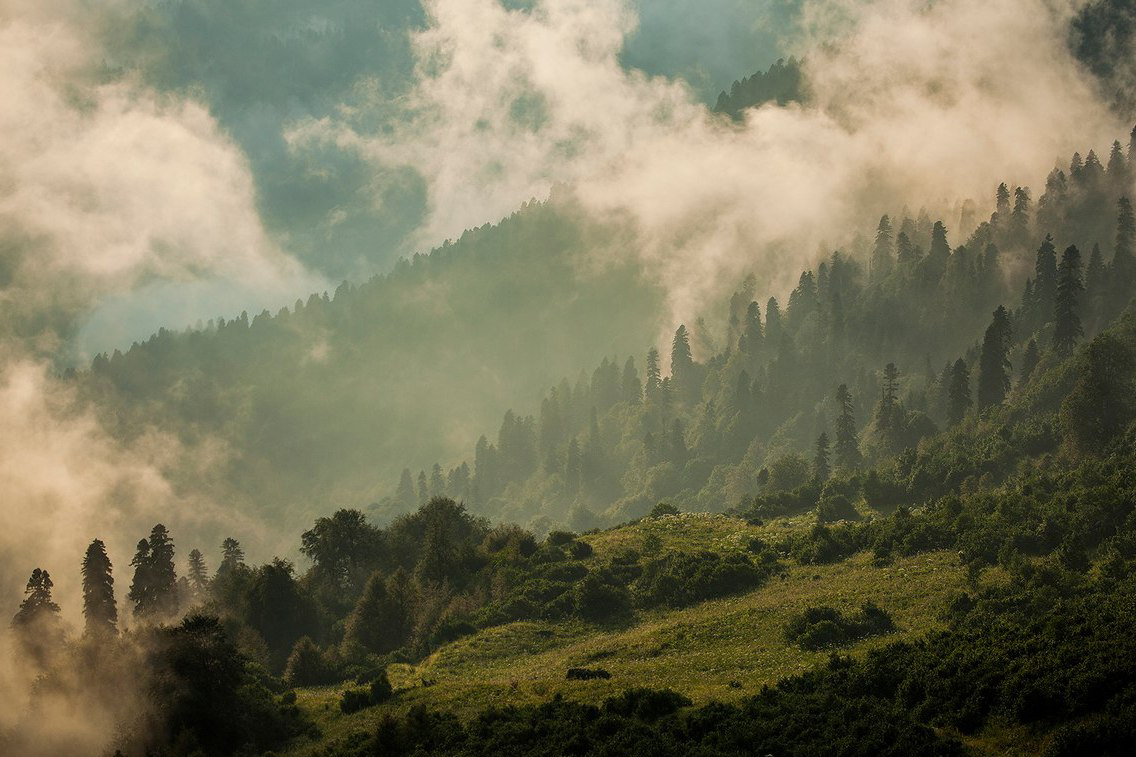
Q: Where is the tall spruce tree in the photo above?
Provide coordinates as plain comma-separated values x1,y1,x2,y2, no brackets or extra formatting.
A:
813,433,831,483
833,384,861,470
977,306,1013,410
875,363,901,432
947,359,971,426
1112,197,1135,313
396,468,417,510
82,539,117,636
129,524,177,619
187,548,209,597
1033,235,1058,329
1021,339,1040,385
670,325,696,403
1053,245,1084,357
11,568,63,663
644,348,662,402
871,215,893,280
219,537,246,577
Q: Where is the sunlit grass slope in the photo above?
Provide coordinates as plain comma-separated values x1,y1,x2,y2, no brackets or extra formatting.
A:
284,513,976,756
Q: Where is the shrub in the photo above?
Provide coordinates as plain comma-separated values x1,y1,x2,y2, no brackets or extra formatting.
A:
568,540,594,559
573,570,632,622
340,688,373,714
283,637,339,687
649,502,679,518
817,494,859,523
633,550,771,609
784,602,897,650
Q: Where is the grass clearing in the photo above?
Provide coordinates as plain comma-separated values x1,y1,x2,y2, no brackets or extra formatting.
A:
283,515,977,756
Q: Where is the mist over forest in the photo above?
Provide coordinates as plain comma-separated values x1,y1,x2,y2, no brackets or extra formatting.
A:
4,1,1136,755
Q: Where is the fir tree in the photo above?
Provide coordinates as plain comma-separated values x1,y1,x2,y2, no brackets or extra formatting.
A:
1010,187,1031,243
82,539,117,636
947,359,971,426
1053,245,1084,357
11,568,63,662
219,537,245,577
128,539,151,617
765,297,782,344
670,325,696,403
833,384,861,470
741,302,763,355
1033,235,1058,327
1085,243,1106,328
138,524,178,619
396,468,417,510
977,306,1013,410
343,571,398,657
1112,197,1135,306
995,182,1011,219
187,548,209,596
417,470,429,504
871,215,893,280
813,433,831,483
644,348,662,402
430,463,446,498
874,363,901,432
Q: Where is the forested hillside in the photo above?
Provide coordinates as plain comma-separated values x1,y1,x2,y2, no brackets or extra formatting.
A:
380,133,1136,531
79,196,665,539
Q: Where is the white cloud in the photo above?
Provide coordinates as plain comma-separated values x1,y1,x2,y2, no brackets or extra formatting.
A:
292,0,1123,328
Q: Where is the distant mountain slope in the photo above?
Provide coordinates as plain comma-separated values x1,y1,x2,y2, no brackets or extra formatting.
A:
80,195,666,544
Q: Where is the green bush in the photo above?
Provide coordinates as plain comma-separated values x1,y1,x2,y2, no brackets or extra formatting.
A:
784,602,896,650
633,550,772,609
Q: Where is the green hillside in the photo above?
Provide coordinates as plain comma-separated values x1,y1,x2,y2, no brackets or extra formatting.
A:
284,514,973,756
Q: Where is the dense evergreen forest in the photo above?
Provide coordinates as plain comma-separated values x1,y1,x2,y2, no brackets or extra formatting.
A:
10,123,1136,755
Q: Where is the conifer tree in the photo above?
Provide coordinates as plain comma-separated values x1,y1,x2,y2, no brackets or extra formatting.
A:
1010,187,1031,243
928,221,950,276
1085,243,1106,327
833,384,861,470
219,537,245,576
1033,235,1058,327
139,524,177,618
644,348,662,402
1108,140,1127,183
741,303,763,355
430,464,446,498
871,215,893,280
396,468,417,510
1112,197,1135,306
670,325,696,403
11,568,63,662
813,433,831,483
947,359,971,426
874,363,900,432
187,548,209,596
765,297,782,344
128,539,151,617
343,571,398,657
995,182,1011,219
82,539,117,636
1053,245,1084,357
977,306,1013,410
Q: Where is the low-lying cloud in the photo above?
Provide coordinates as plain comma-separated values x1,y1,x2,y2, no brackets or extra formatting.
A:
292,0,1125,329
